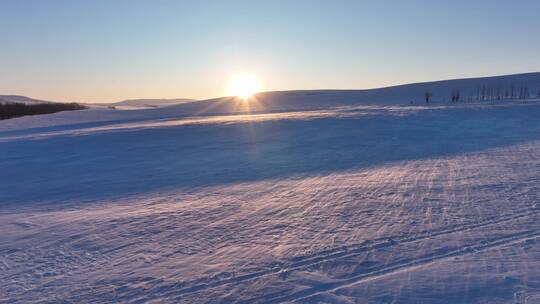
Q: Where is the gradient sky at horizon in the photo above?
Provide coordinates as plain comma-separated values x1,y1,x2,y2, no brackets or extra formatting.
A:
1,0,540,103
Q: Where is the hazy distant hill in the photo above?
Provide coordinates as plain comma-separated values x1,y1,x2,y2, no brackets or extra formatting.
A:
0,95,54,105
109,98,196,109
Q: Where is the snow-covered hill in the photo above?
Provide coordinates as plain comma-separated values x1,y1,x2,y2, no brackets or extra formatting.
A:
163,72,540,115
112,98,195,107
0,95,54,105
105,98,196,110
1,72,539,130
1,73,540,303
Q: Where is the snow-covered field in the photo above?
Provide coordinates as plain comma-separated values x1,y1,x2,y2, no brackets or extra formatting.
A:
2,85,540,302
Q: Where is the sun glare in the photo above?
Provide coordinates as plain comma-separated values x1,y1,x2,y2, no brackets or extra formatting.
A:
228,73,262,100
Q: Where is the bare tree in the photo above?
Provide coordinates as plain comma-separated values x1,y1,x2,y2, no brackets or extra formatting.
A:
511,84,515,99
481,85,486,100
451,89,460,102
425,90,432,103
518,85,529,99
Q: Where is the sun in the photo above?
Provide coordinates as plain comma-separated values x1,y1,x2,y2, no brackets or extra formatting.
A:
228,73,262,100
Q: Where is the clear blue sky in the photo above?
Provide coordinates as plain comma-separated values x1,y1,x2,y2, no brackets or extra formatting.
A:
1,0,539,102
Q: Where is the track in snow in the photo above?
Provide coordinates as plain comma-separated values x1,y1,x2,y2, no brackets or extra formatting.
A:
261,229,540,303
160,204,540,299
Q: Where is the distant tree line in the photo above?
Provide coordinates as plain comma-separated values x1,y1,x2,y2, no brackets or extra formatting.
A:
425,90,432,103
451,89,460,102
467,83,532,101
0,102,87,120
422,83,538,104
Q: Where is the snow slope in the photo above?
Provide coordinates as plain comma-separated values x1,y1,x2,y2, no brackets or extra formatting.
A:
1,73,540,303
168,72,540,115
111,98,195,107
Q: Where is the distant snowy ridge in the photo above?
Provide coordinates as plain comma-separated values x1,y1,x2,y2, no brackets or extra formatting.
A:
0,95,195,108
0,95,54,105
1,72,539,130
3,72,539,112
164,72,540,115
103,98,197,109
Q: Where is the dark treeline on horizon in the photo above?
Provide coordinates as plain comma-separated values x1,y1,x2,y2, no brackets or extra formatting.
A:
423,83,540,104
0,102,87,120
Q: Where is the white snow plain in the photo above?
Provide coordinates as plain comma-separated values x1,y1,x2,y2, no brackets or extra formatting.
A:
2,78,540,303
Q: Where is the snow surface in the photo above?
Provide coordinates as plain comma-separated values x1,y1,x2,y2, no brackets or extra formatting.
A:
2,73,540,303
